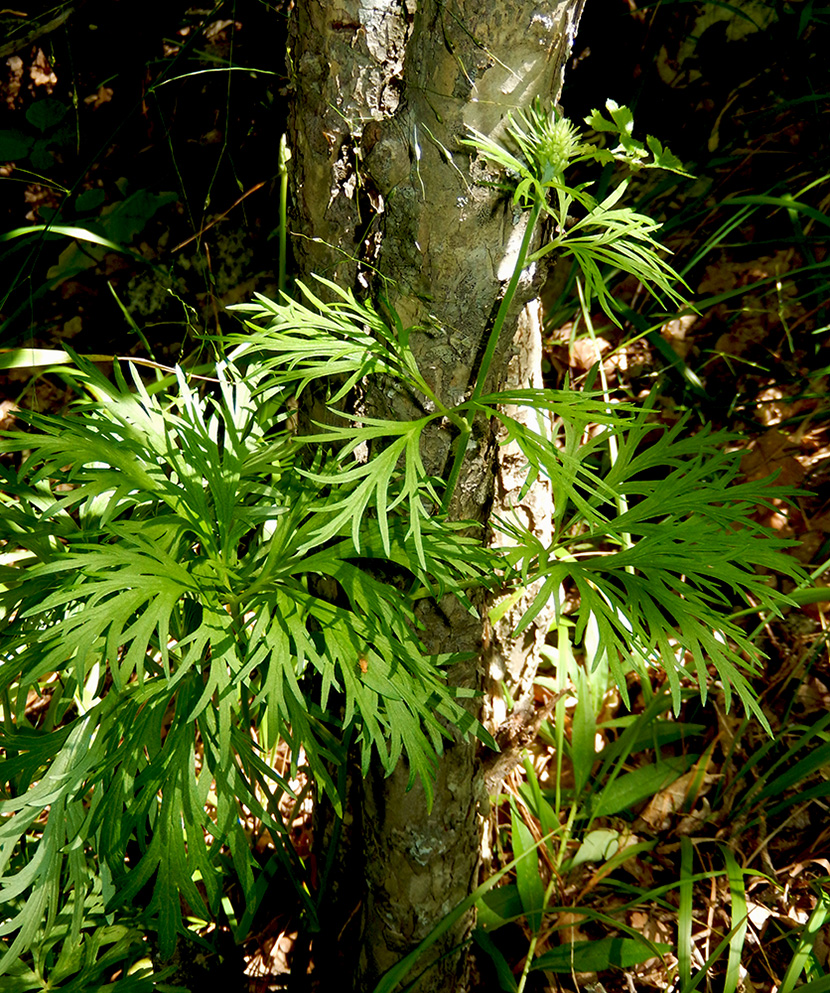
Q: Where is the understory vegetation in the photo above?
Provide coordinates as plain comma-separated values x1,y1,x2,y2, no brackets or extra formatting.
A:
1,4,829,992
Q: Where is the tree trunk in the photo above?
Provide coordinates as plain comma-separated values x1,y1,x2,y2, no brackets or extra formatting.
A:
288,2,585,989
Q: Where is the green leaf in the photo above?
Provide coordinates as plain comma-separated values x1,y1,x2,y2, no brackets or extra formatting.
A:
0,224,133,254
26,98,69,132
76,188,107,212
567,829,621,871
532,936,671,972
678,837,694,987
502,398,802,721
570,665,597,795
585,99,636,138
721,844,749,993
477,885,524,931
472,929,519,992
226,276,429,400
778,888,830,993
0,130,33,160
645,134,694,177
591,755,698,818
29,138,56,171
3,351,494,970
584,99,692,177
510,798,545,933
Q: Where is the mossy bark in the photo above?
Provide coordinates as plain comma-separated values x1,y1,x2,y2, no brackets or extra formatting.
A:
288,2,585,989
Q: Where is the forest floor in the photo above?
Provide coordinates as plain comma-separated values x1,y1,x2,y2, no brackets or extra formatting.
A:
1,2,829,992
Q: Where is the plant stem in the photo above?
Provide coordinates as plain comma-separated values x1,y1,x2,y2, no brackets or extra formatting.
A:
278,134,291,297
441,199,543,512
471,200,543,403
576,277,633,562
516,933,538,993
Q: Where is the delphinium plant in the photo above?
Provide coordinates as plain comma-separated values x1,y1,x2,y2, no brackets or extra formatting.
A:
0,102,803,990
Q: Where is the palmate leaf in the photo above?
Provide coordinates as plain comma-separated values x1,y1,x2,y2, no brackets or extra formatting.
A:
28,923,164,993
503,400,803,722
0,673,293,968
1,612,299,964
465,103,692,323
471,388,637,546
563,544,784,726
529,181,690,318
0,713,106,974
585,98,694,177
357,516,499,607
235,571,496,807
296,412,440,562
226,275,431,401
559,236,686,317
0,347,501,971
568,407,795,536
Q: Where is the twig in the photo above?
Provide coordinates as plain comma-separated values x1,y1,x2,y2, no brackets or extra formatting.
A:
171,180,268,253
482,690,566,794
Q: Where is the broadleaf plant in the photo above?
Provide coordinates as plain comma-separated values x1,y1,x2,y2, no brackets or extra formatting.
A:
0,103,804,980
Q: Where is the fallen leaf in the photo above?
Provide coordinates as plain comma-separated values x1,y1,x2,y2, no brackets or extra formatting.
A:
84,86,114,108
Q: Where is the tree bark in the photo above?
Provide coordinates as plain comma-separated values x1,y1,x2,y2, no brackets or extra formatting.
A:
288,2,585,989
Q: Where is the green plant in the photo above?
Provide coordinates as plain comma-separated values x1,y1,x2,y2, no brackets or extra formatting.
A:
441,97,697,507
462,98,693,328
0,346,502,968
0,97,74,173
470,602,830,992
0,104,804,986
468,644,701,992
0,920,169,993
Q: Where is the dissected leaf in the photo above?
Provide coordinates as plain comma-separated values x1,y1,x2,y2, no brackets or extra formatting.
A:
0,348,496,971
585,99,694,176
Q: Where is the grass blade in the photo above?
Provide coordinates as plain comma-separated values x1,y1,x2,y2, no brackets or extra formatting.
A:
678,836,694,988
371,831,557,993
779,888,830,993
721,844,748,993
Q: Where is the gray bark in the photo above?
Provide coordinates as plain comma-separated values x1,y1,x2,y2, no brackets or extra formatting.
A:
288,2,585,989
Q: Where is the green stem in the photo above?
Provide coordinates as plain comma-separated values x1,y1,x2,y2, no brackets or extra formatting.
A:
470,200,543,403
576,277,633,562
278,134,291,297
440,427,471,515
440,200,543,513
516,933,539,993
